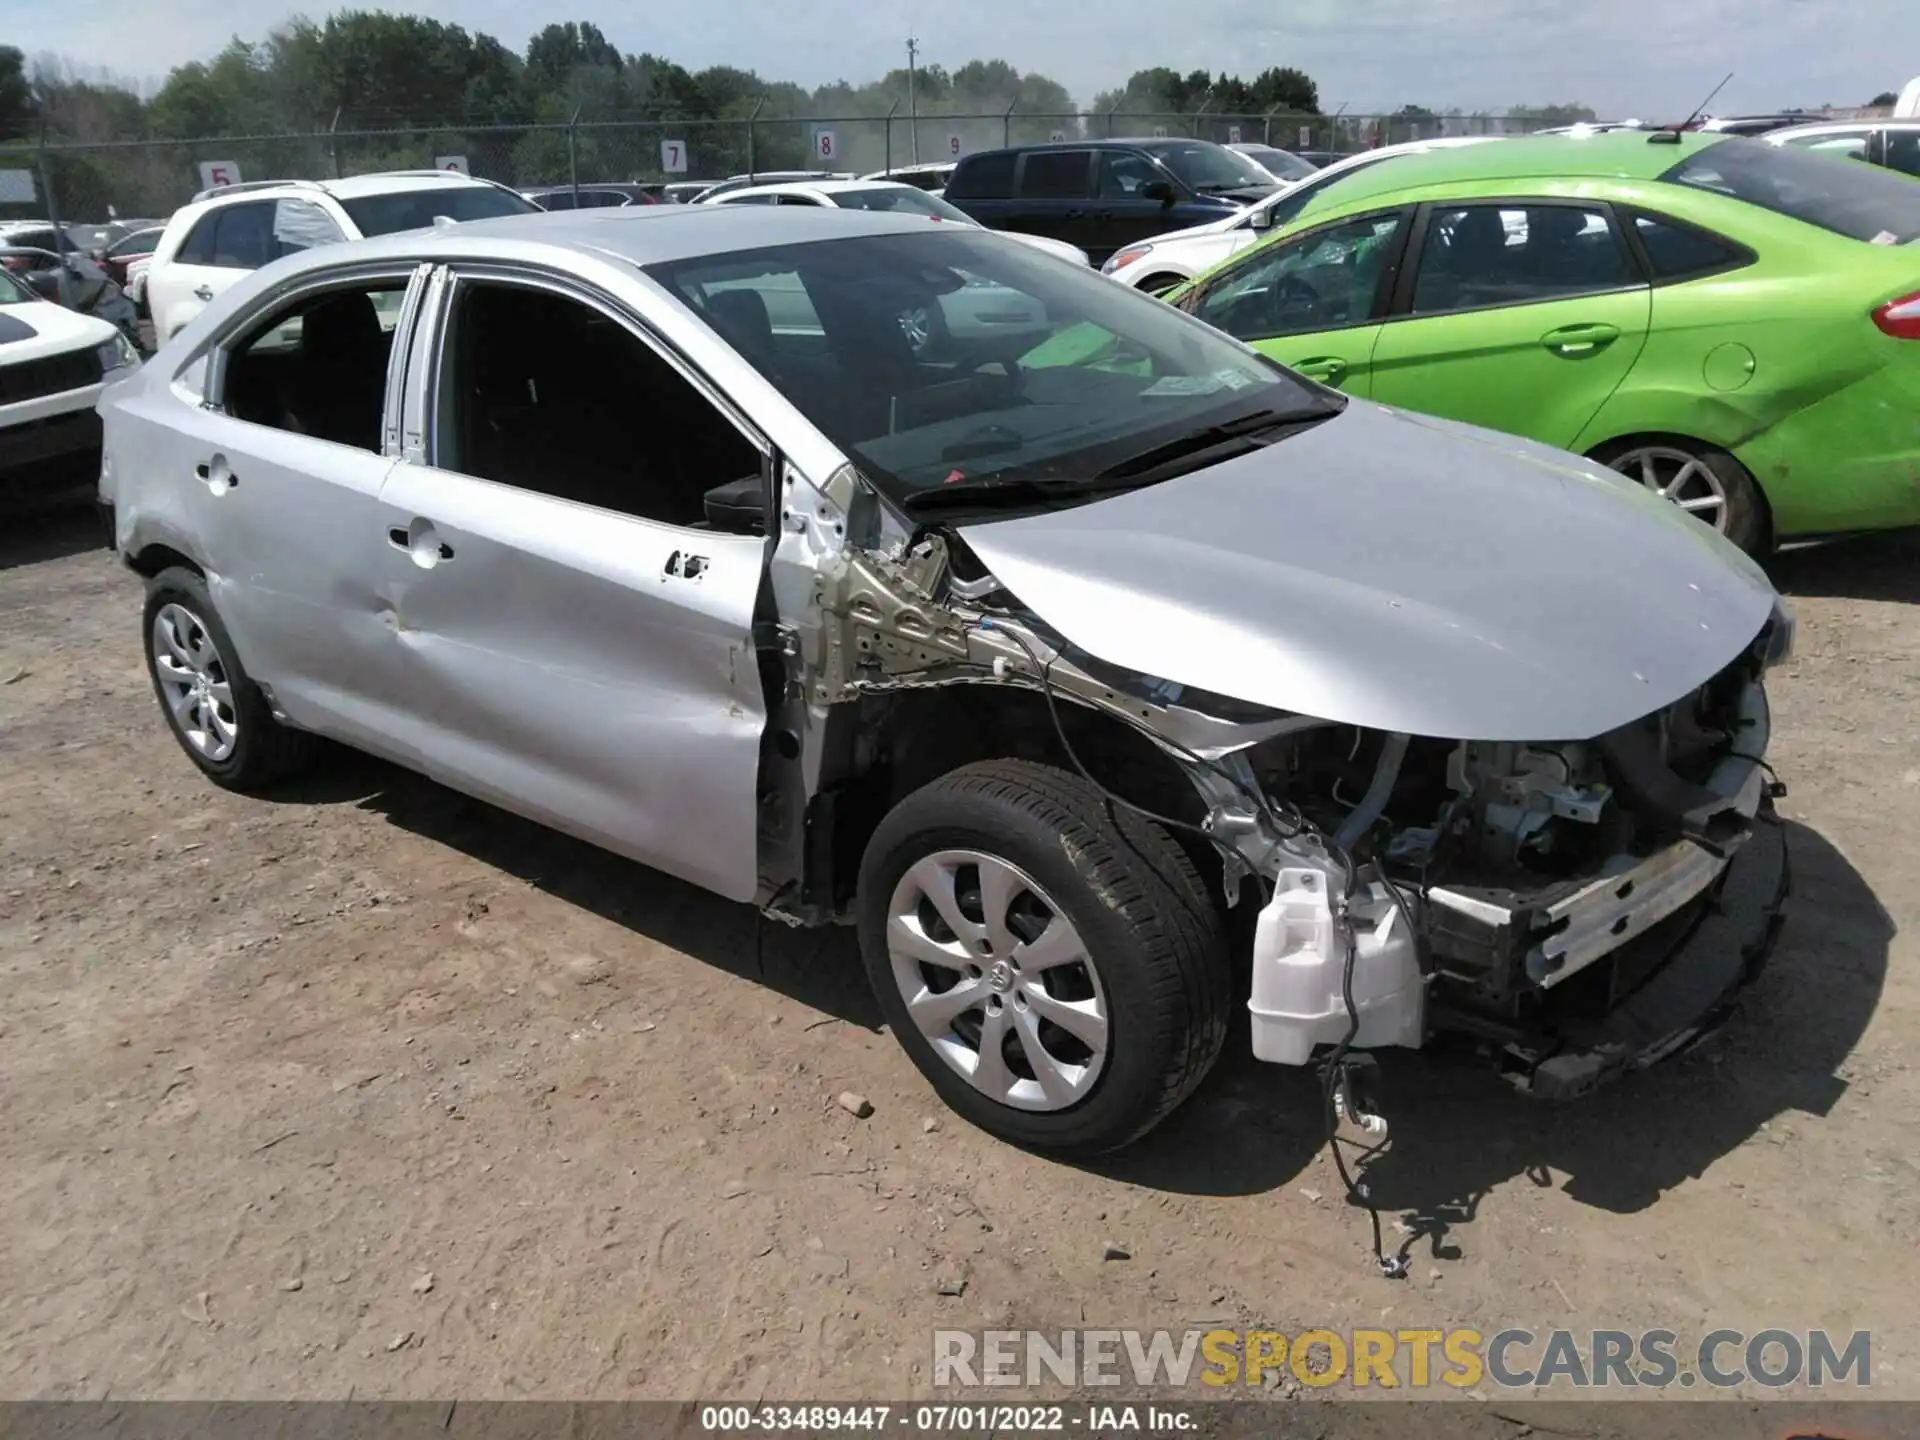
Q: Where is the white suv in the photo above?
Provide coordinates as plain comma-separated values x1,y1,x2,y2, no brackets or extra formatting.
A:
145,171,538,343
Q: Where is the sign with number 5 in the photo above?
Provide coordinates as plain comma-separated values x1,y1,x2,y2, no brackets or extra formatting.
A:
660,139,688,173
813,128,839,162
197,161,242,190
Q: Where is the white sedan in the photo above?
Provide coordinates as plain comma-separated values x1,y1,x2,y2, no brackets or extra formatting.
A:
1102,136,1502,294
707,179,1090,354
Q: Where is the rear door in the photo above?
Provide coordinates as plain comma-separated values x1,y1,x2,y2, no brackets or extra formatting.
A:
1367,200,1652,449
1183,208,1413,396
1007,150,1100,253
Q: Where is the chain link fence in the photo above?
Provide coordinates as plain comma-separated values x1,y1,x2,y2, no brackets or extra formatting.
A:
2,109,1567,224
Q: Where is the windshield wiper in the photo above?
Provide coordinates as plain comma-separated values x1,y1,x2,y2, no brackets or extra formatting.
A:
901,475,1148,514
1091,407,1338,485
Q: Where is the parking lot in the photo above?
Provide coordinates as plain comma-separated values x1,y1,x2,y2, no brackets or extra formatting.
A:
1,506,1916,1401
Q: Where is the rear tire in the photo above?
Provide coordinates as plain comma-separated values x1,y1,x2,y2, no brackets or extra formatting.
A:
142,566,318,792
857,759,1231,1156
1591,437,1768,555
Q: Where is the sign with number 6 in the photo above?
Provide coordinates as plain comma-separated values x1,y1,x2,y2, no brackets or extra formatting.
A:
813,128,839,162
197,161,242,190
660,139,688,173
436,154,469,174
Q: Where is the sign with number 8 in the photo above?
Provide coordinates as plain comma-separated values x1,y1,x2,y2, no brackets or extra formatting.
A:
814,128,838,162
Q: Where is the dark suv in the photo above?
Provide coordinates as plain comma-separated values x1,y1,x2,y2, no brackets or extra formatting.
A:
941,138,1280,264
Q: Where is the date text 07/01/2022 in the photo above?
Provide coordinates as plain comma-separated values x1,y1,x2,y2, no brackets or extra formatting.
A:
697,1403,1194,1433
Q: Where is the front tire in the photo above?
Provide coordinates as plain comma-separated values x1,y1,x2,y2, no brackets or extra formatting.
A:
857,759,1231,1156
142,566,318,792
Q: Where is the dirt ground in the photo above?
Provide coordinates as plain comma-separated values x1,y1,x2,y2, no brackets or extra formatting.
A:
1,507,1917,1411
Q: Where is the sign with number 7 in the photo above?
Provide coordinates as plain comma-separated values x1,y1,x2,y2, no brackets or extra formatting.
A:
660,139,688,173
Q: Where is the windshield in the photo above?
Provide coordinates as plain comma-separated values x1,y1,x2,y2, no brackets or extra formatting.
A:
0,269,33,304
648,229,1334,512
1139,141,1277,193
338,185,538,236
1661,135,1920,244
1239,146,1319,182
830,187,977,223
1240,150,1401,230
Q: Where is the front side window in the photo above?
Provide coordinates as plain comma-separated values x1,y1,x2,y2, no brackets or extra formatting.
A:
1098,152,1165,199
175,213,222,266
222,280,409,451
338,185,537,237
1662,135,1920,244
1018,151,1093,200
0,269,33,304
1138,140,1276,194
431,280,761,529
108,229,162,259
721,193,783,206
648,229,1337,512
1194,212,1408,341
1410,203,1635,315
273,198,347,253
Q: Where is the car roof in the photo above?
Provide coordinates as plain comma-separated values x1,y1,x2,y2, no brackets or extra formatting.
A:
1284,129,1730,211
722,179,918,200
262,199,957,273
1769,117,1920,137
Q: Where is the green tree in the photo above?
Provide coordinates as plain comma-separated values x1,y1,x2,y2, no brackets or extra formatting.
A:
1872,90,1898,107
0,45,35,139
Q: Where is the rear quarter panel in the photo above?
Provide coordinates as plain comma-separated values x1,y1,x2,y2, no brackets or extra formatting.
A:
1569,181,1920,535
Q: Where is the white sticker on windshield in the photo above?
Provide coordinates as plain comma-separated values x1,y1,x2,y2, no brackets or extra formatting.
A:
1871,230,1899,246
1214,367,1255,390
1139,374,1226,397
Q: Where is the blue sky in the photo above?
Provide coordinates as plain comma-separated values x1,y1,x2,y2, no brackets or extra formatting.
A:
17,0,1919,116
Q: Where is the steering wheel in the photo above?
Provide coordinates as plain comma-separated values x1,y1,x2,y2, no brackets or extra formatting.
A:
1272,274,1321,315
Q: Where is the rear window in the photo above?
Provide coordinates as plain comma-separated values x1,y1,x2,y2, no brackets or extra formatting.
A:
1631,212,1749,279
1661,136,1920,245
945,152,1015,199
338,185,537,236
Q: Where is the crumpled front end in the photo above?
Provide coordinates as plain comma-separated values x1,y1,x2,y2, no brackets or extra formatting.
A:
1234,620,1793,1093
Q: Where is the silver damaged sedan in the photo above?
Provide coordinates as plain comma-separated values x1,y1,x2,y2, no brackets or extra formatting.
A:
98,203,1795,1155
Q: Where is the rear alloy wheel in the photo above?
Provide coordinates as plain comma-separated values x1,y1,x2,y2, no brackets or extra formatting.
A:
1600,441,1765,554
858,759,1231,1155
142,566,318,791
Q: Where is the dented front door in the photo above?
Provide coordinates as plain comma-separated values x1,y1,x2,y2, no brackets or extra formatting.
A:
375,464,770,902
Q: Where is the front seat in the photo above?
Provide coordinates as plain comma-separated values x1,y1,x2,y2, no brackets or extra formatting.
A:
706,289,776,362
286,292,391,451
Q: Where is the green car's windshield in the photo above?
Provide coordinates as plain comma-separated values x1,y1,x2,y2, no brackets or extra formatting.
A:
339,185,539,236
1662,136,1920,245
1139,140,1278,193
648,228,1337,510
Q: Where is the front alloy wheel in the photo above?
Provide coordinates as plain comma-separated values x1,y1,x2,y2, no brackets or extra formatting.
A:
857,759,1231,1155
886,850,1110,1112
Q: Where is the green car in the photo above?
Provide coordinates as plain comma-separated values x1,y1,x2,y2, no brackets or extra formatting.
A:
1164,131,1920,552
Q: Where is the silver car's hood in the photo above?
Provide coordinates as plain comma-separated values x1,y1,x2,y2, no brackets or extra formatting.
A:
958,402,1780,741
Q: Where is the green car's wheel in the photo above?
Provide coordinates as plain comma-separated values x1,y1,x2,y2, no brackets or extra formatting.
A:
1595,439,1767,555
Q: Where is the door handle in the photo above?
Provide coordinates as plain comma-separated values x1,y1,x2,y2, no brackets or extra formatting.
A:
1541,323,1621,356
195,455,237,492
663,550,709,581
389,524,454,565
192,285,214,301
1292,356,1349,384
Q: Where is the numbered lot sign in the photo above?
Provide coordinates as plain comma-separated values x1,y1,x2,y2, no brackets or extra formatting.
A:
435,155,469,174
947,133,964,157
660,139,689,173
1152,126,1169,138
1227,125,1242,143
1049,130,1067,143
813,128,839,162
197,161,242,190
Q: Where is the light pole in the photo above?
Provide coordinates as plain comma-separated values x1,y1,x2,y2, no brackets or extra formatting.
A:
906,36,920,164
